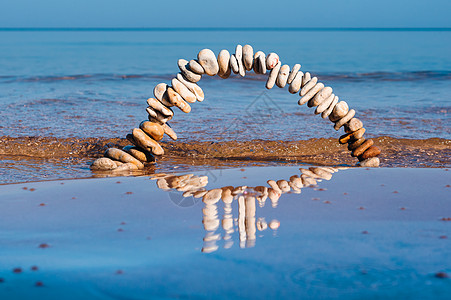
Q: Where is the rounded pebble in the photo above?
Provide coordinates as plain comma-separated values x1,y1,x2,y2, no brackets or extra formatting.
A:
197,49,219,76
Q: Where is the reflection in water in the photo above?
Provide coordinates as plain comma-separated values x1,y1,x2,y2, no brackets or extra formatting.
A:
151,166,345,253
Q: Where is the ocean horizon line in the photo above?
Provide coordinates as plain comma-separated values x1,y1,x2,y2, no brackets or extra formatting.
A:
0,27,450,32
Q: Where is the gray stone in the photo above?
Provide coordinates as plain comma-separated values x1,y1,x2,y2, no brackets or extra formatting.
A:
334,109,356,131
266,53,279,69
91,157,118,171
329,101,349,122
298,82,324,106
359,157,380,167
300,77,318,96
288,71,303,94
315,93,335,115
189,59,205,75
287,64,301,84
321,95,339,119
178,59,202,82
308,86,333,108
276,64,290,88
197,49,219,76
230,54,239,74
266,61,281,89
243,44,254,71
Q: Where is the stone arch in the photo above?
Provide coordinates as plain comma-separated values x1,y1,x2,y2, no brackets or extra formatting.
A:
91,44,381,172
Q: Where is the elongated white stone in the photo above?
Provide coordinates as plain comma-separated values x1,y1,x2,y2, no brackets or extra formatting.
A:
315,93,335,115
254,51,266,74
146,97,173,117
266,61,281,89
321,95,339,119
288,71,303,94
176,73,204,101
287,64,301,84
172,78,196,103
266,53,279,69
276,64,290,88
235,45,245,77
334,109,355,130
153,83,173,107
166,87,191,113
230,54,239,74
298,82,324,106
217,49,231,77
308,86,333,107
189,59,205,75
243,44,254,71
329,101,349,122
302,72,311,87
300,77,318,96
146,107,171,124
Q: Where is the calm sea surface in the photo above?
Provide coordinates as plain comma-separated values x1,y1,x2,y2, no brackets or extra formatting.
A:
0,29,449,140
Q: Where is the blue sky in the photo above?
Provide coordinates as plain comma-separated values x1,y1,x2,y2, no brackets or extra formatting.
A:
0,0,450,28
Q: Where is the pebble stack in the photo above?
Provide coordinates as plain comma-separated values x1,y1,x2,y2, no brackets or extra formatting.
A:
91,44,380,171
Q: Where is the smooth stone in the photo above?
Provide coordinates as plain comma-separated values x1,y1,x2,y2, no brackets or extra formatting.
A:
140,121,164,141
112,162,139,172
308,86,333,108
146,107,171,124
167,87,191,113
345,118,363,133
105,148,144,169
172,78,196,103
146,97,173,117
198,49,219,76
266,53,279,69
123,145,155,163
161,122,177,141
229,54,239,74
334,109,356,131
235,44,243,60
339,128,366,144
243,44,254,71
178,59,201,82
132,128,164,156
288,71,303,94
329,101,349,122
290,175,303,189
287,64,301,84
315,93,335,114
203,188,222,205
176,73,204,101
189,59,205,75
276,64,290,88
348,138,366,151
91,157,118,171
301,174,317,186
300,168,321,179
153,83,173,107
321,95,339,119
298,82,324,106
299,77,318,96
217,49,231,77
359,146,381,160
359,157,380,167
193,190,208,198
266,61,281,89
254,51,266,74
302,72,311,87
352,138,374,157
253,51,262,74
235,45,245,77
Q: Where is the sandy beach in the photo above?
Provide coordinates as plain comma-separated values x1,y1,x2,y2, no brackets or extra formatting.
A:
0,166,450,298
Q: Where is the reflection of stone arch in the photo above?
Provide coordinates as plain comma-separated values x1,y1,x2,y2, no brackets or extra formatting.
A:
91,45,381,172
151,166,342,253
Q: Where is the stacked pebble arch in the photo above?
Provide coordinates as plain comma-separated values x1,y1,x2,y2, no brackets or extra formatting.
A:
91,44,381,171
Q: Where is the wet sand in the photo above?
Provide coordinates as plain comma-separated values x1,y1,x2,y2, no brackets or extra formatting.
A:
0,166,450,299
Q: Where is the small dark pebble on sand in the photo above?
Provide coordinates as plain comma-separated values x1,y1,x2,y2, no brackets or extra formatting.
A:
29,188,35,191
116,270,123,275
31,266,39,271
22,187,28,190
38,243,50,249
400,207,406,210
324,201,331,204
117,228,124,232
393,191,399,194
359,207,365,210
361,231,369,234
71,197,76,199
446,185,450,188
439,235,447,239
441,217,451,221
120,222,126,225
13,268,22,273
116,181,121,184
435,272,449,279
125,192,133,195
343,192,348,195
39,203,45,206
